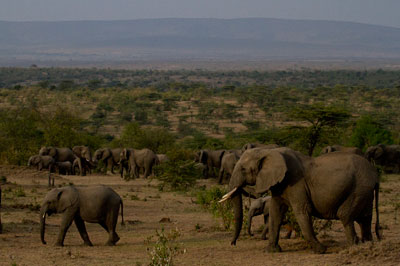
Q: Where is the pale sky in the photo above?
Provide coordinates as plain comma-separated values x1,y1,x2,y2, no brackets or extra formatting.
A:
1,0,399,28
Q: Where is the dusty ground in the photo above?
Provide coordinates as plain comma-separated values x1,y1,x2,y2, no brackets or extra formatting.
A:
0,165,399,266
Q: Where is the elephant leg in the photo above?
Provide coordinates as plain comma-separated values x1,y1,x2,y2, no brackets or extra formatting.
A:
267,197,286,253
218,168,224,184
342,220,359,245
261,214,269,240
55,210,75,246
77,158,83,176
356,215,373,242
74,216,93,246
247,211,254,236
293,210,326,254
101,217,119,246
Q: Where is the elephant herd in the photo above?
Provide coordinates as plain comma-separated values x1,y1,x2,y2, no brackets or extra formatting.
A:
21,142,399,253
27,146,167,186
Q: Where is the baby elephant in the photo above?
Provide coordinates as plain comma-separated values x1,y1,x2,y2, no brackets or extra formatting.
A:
40,185,124,246
28,155,55,171
248,196,293,240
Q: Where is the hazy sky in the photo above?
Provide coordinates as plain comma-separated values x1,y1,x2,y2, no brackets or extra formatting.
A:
1,0,399,28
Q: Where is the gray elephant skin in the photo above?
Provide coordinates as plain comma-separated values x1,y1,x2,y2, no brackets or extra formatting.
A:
222,147,380,253
218,151,241,184
199,149,225,178
94,148,127,176
247,196,294,240
28,155,55,171
156,154,169,164
321,145,363,156
39,147,75,164
40,185,124,246
72,146,93,176
55,161,73,175
242,143,279,152
73,158,94,176
365,144,400,173
120,148,157,179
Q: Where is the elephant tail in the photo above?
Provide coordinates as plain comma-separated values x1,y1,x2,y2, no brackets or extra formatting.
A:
375,182,382,240
120,200,125,226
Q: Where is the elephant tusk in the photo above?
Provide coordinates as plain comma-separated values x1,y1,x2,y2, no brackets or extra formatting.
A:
219,187,237,203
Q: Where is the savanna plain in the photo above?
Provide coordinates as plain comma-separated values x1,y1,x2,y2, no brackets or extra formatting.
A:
1,68,400,265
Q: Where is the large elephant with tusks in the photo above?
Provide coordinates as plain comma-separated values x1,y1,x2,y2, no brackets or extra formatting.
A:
220,147,381,253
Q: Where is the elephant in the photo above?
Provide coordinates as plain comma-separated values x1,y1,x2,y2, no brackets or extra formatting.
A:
72,146,92,176
40,185,124,246
199,149,226,178
93,148,128,176
28,155,55,172
156,154,169,164
28,155,56,186
119,148,158,179
55,161,73,175
321,145,363,156
365,144,400,173
242,143,279,152
220,147,381,253
39,147,75,169
218,151,241,184
73,158,95,176
247,196,293,240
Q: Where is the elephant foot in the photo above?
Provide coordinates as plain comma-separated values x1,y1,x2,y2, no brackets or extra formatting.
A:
230,240,237,246
267,244,282,253
83,241,93,246
54,242,64,247
261,235,267,240
312,243,327,254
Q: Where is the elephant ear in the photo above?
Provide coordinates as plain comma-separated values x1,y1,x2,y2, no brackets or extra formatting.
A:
255,150,287,195
57,187,79,213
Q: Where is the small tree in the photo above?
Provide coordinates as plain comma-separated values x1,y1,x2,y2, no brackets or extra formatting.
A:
287,104,350,156
349,115,393,151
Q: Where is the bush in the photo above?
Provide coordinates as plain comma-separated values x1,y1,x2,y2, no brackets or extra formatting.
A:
155,149,201,191
196,187,234,230
147,227,183,266
349,115,393,151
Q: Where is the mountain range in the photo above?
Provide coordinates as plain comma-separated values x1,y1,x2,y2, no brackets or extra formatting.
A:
1,18,400,63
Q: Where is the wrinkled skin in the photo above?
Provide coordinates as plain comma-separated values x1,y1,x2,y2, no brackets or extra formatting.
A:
218,151,241,184
321,145,363,156
39,147,75,164
365,144,400,173
93,148,127,176
199,149,225,178
241,143,279,152
228,147,380,254
247,196,293,240
119,148,157,179
72,146,92,176
55,161,73,175
40,185,124,246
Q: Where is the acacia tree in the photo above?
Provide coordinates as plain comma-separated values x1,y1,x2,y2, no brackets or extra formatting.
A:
288,104,350,156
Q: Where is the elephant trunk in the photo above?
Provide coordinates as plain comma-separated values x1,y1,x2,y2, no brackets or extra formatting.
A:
231,191,243,245
40,204,48,244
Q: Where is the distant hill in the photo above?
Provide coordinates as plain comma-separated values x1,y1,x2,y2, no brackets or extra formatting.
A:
1,18,400,62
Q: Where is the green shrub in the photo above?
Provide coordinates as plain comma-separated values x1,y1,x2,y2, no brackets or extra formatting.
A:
196,187,234,230
155,149,201,191
147,227,183,266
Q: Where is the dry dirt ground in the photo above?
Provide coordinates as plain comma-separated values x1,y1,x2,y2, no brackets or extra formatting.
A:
0,165,399,266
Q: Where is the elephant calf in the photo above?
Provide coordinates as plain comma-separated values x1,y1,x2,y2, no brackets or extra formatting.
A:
248,196,293,240
40,185,124,246
28,155,55,171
